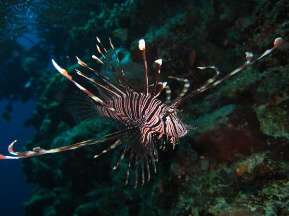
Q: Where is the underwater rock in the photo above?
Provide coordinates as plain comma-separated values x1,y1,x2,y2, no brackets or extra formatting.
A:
23,188,56,216
194,105,267,162
255,101,289,140
234,152,288,186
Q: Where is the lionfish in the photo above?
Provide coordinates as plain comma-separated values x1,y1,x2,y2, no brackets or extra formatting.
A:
0,37,282,187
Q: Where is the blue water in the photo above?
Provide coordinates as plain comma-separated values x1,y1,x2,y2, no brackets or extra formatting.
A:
0,10,39,213
0,99,36,216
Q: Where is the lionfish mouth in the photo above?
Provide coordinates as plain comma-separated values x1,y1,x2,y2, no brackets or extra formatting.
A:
0,36,282,187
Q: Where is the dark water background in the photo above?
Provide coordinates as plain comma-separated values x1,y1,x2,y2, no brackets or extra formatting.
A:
0,100,36,216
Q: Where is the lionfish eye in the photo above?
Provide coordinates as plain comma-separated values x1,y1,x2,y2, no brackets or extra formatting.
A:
161,115,168,122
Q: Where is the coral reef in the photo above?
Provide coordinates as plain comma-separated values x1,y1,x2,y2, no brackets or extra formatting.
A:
1,0,289,215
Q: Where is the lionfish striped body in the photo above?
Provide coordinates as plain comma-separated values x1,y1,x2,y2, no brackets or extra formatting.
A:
97,91,189,144
96,91,189,185
0,37,282,187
